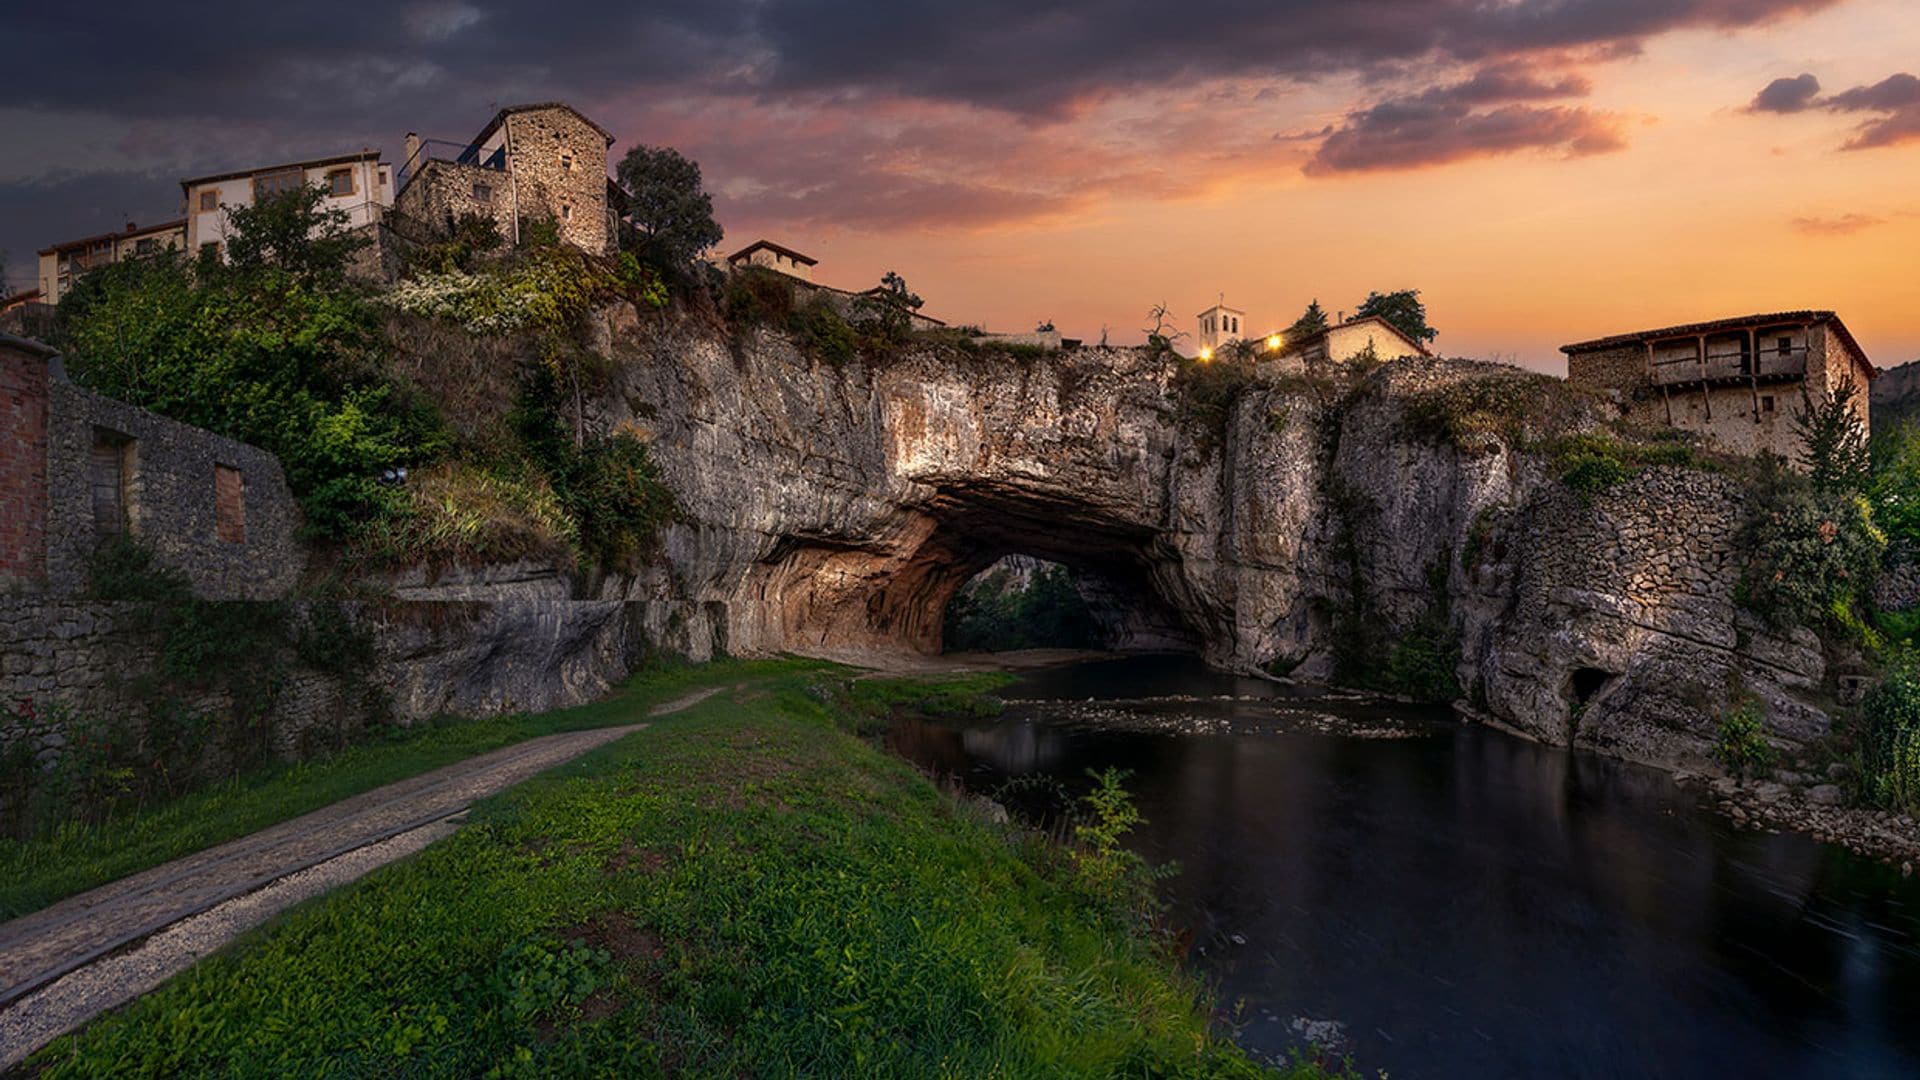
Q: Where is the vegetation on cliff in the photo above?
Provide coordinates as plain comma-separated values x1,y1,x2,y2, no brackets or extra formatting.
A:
943,561,1106,652
29,665,1332,1078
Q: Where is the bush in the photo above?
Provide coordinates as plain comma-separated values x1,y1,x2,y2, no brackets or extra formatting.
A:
1069,768,1165,921
1870,419,1920,555
1172,349,1256,455
788,297,858,366
59,250,439,538
1401,369,1583,450
1861,651,1920,813
1738,485,1885,630
349,462,578,567
1713,699,1776,778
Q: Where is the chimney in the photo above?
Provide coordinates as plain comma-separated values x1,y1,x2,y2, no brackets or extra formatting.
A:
404,132,421,166
125,221,137,233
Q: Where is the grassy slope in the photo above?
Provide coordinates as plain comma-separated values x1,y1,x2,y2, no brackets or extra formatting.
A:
0,658,816,920
28,667,1322,1078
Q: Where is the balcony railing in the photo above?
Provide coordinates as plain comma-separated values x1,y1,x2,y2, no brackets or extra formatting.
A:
396,139,506,192
1650,344,1807,387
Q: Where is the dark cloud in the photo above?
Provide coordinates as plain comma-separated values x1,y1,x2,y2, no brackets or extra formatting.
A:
0,0,1850,261
1750,73,1821,112
1752,70,1920,150
1304,64,1624,174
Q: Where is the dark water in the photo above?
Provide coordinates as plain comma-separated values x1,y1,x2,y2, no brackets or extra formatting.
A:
888,655,1920,1080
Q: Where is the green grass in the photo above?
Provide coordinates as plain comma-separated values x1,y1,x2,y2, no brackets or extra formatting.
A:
29,668,1327,1078
0,657,819,920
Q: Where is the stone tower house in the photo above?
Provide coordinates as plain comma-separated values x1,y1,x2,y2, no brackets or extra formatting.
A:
394,103,619,255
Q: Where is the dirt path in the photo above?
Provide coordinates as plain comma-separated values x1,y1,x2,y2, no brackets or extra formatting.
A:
0,720,655,1069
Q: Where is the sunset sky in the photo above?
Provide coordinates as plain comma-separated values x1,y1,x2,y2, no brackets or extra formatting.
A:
5,1,1918,372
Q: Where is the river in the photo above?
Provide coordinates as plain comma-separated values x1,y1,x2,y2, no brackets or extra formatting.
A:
886,655,1920,1079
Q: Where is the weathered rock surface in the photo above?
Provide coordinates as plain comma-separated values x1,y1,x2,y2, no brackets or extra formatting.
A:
577,311,1839,770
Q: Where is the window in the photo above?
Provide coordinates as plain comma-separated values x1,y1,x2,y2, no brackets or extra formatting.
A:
1777,336,1793,356
1762,396,1776,413
473,182,493,203
135,238,159,255
198,190,218,212
561,203,572,221
327,168,355,197
253,168,304,200
215,465,246,544
561,152,573,171
90,430,131,536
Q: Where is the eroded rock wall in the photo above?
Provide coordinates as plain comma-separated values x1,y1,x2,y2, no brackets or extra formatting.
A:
590,311,1834,769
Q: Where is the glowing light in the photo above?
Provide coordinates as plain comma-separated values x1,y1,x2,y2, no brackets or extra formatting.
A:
1198,346,1213,362
1266,334,1283,351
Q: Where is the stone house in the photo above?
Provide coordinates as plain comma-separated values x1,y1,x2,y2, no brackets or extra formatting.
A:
35,220,187,304
393,103,620,254
0,333,302,599
183,152,392,261
726,240,817,282
1286,315,1431,363
1562,311,1875,457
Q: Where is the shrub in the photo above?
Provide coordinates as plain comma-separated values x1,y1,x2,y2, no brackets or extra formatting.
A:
1069,768,1164,921
789,297,858,366
1713,699,1776,779
1737,486,1885,630
387,246,613,337
1860,651,1920,813
721,266,796,328
1870,419,1920,555
1401,369,1582,450
350,462,578,567
1172,349,1256,455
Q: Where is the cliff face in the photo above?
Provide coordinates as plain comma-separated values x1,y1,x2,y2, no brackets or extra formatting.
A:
586,310,1831,770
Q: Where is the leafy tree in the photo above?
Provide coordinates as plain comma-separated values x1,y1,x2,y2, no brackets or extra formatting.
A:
1284,299,1329,343
1870,419,1920,554
1795,381,1871,495
615,145,723,272
1861,649,1920,813
851,270,923,344
223,185,368,285
1354,289,1438,345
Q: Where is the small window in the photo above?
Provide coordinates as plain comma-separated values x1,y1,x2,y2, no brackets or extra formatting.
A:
473,182,493,203
327,168,355,197
215,465,246,544
1762,396,1776,413
561,152,573,171
90,430,131,536
1777,336,1792,356
135,238,159,255
253,168,304,200
198,190,218,212
560,203,572,221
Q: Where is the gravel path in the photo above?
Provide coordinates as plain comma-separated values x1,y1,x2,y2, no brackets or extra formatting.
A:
0,720,653,1068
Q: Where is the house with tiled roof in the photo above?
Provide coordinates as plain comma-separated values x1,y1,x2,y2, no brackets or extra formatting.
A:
1562,310,1875,457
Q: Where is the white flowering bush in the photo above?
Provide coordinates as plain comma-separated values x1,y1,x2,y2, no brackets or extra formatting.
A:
386,249,608,336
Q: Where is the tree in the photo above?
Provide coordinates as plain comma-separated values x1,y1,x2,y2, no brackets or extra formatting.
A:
1285,299,1329,343
852,271,923,343
1143,303,1185,352
615,145,723,273
223,185,367,285
1795,381,1871,495
1354,289,1438,345
1871,419,1920,554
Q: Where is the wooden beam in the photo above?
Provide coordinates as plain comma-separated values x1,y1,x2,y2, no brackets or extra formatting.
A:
1696,334,1712,421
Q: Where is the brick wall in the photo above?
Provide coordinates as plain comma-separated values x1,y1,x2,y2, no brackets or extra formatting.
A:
0,339,50,588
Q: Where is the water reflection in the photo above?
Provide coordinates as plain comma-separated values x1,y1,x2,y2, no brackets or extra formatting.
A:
890,656,1920,1079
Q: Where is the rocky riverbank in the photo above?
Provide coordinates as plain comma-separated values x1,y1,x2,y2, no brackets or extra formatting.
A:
1680,769,1920,872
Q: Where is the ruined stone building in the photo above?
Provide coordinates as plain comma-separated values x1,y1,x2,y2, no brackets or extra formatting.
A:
182,152,392,261
0,333,302,599
1562,311,1876,457
393,103,620,254
35,220,186,304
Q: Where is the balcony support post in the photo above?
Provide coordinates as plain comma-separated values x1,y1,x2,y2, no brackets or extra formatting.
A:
1696,335,1711,421
1748,328,1761,423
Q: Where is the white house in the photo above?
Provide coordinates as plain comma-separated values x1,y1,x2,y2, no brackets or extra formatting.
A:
1289,315,1431,363
36,219,186,304
726,240,818,282
182,151,392,259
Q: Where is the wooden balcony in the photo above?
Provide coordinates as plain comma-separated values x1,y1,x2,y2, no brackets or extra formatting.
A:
1650,345,1807,388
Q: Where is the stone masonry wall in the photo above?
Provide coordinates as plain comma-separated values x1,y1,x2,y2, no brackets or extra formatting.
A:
43,378,303,599
391,160,513,248
502,108,613,254
0,339,50,589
